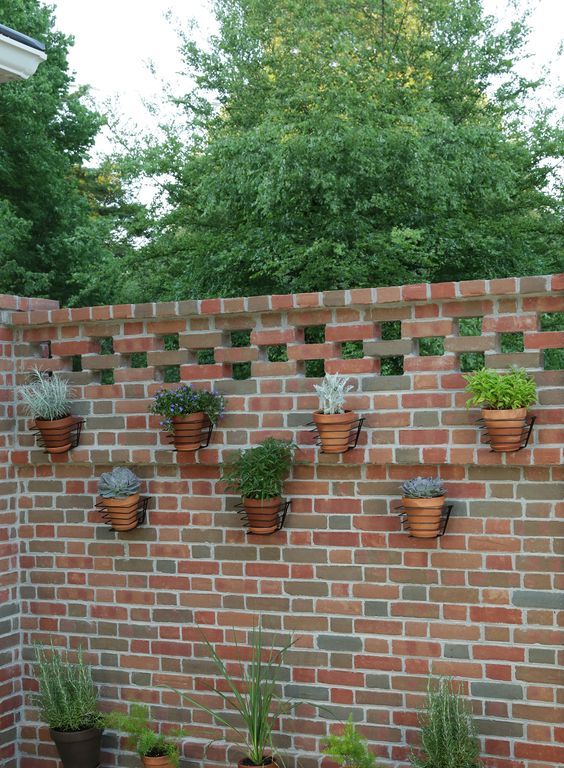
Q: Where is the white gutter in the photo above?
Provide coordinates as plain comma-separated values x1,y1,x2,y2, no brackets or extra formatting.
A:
0,29,47,82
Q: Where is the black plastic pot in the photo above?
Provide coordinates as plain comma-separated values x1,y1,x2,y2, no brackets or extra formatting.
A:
50,727,103,768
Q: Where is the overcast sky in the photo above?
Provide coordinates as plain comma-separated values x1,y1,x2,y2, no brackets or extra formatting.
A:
51,0,563,159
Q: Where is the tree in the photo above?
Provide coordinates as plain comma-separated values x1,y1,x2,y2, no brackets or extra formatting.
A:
135,0,563,300
0,0,140,304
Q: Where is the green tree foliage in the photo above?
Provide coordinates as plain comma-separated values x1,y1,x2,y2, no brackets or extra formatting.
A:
0,1,144,304
134,0,563,300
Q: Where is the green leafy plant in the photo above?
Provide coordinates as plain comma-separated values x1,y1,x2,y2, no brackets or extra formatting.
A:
109,703,182,767
150,384,225,432
176,623,297,766
410,678,481,768
33,644,103,732
401,477,445,499
19,369,73,421
323,716,377,768
221,438,296,500
98,467,141,498
464,367,536,410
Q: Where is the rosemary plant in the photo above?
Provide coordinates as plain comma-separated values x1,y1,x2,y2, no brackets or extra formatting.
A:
410,678,481,768
33,644,102,732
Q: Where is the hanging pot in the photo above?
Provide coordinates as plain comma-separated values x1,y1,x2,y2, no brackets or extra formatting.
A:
243,497,282,535
172,412,206,451
102,494,140,531
50,727,103,768
402,495,445,538
481,408,528,452
313,410,356,453
34,414,77,454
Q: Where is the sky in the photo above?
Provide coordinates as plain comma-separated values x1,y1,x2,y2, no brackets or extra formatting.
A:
50,0,563,160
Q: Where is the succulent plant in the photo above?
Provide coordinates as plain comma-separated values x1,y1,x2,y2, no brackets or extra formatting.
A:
98,467,141,499
401,476,445,499
19,368,73,421
314,373,353,414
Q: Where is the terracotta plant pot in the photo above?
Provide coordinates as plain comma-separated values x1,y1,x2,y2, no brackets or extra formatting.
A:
172,412,207,451
35,414,77,454
238,757,279,768
50,727,103,768
143,755,176,768
402,495,445,539
243,497,282,535
102,493,141,531
313,410,357,453
481,407,528,452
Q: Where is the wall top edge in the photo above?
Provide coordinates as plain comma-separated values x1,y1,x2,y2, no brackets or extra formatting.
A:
2,273,563,327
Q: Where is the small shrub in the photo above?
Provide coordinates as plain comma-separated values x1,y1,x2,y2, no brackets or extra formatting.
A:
222,438,295,500
109,703,181,767
19,369,73,421
323,716,377,768
464,367,536,410
410,678,481,768
33,645,102,732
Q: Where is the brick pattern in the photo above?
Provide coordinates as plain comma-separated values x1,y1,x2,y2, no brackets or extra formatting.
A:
3,276,564,768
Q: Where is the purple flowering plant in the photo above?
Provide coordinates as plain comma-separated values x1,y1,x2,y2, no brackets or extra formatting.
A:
150,384,225,432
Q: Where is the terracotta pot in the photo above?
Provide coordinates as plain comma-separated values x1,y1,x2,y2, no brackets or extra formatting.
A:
238,757,279,768
313,410,357,453
172,412,206,451
50,727,103,768
143,755,176,768
402,495,445,538
243,497,282,535
35,414,77,454
481,407,528,452
102,493,140,531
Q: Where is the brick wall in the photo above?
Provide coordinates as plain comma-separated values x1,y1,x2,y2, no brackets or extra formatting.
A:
4,275,564,768
0,295,58,768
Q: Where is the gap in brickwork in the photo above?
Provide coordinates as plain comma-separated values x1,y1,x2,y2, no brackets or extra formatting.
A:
500,332,524,353
458,317,482,336
196,348,215,365
544,348,564,369
460,351,485,372
381,355,404,375
342,341,363,359
419,337,445,356
267,344,288,362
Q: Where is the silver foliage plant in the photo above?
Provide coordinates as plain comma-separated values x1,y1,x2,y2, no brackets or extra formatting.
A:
34,644,102,732
401,476,445,498
19,368,73,421
98,467,141,499
314,373,353,414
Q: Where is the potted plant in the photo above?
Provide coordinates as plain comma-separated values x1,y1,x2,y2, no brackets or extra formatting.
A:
400,477,446,539
323,715,377,768
464,367,536,452
313,373,356,453
19,368,77,454
98,467,142,531
176,623,296,768
33,644,104,768
409,677,481,768
222,438,295,535
150,384,224,451
109,703,182,768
